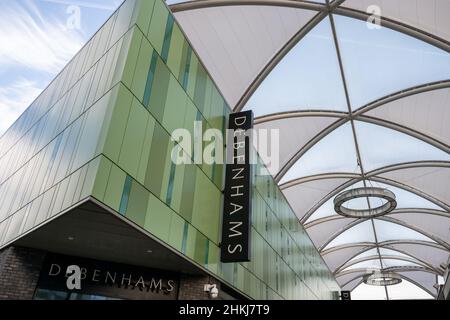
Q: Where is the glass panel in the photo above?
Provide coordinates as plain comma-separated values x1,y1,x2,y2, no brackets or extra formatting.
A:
34,289,69,300
355,121,450,172
325,220,376,249
280,123,360,184
334,14,450,109
34,288,121,300
68,293,121,300
374,219,437,243
244,17,348,117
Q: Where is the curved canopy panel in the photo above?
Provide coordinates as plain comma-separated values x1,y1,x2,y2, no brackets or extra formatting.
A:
395,271,439,298
381,258,425,269
342,0,450,44
243,17,348,116
174,5,318,107
348,248,379,261
323,245,370,272
341,277,363,292
340,257,429,274
336,269,366,287
324,220,376,250
341,259,381,272
334,14,450,109
256,116,339,176
349,248,412,264
306,197,341,222
353,278,434,300
307,216,357,249
362,181,443,210
374,219,437,243
385,242,449,271
364,87,450,147
389,212,450,244
320,219,440,256
379,166,450,208
282,177,350,221
305,178,442,224
279,123,359,184
355,121,450,172
351,282,387,300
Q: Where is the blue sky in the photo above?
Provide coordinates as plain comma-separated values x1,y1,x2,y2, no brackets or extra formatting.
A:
0,0,123,134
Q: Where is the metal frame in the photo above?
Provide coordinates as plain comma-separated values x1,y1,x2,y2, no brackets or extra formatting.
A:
363,272,403,286
334,187,397,218
322,240,448,257
255,110,347,125
270,109,450,183
334,244,447,275
353,80,450,116
337,255,435,275
275,118,348,182
356,115,450,154
307,208,450,229
282,163,450,224
168,0,450,299
333,6,450,53
338,269,438,297
316,214,450,252
234,10,329,112
170,0,327,12
170,0,450,53
323,240,449,279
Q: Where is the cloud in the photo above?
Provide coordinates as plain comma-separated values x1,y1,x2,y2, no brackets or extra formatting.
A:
0,0,85,74
40,0,123,11
0,0,86,135
0,79,44,135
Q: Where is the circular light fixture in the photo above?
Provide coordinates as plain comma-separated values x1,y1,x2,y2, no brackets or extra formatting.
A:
363,272,402,286
334,187,397,218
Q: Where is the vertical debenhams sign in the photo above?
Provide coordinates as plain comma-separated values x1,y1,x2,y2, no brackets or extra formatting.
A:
221,111,254,263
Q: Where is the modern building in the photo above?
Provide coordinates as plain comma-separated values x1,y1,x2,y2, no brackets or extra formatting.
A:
1,0,450,300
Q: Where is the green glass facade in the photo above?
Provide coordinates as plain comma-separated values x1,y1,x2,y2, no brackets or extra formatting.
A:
0,0,339,300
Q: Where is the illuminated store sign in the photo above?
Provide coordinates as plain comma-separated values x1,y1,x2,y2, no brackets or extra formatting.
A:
221,111,254,263
37,254,179,300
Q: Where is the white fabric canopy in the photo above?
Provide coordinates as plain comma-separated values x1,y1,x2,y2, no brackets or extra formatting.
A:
169,0,450,299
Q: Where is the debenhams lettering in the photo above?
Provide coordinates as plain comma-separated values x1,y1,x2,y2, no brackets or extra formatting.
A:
48,263,176,294
221,111,254,263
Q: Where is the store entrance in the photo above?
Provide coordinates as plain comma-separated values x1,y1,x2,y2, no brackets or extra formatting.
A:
34,253,179,300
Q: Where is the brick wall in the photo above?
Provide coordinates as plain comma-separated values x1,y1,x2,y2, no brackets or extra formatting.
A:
0,246,46,300
178,275,221,300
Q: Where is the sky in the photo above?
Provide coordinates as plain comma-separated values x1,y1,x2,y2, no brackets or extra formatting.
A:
0,0,123,135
